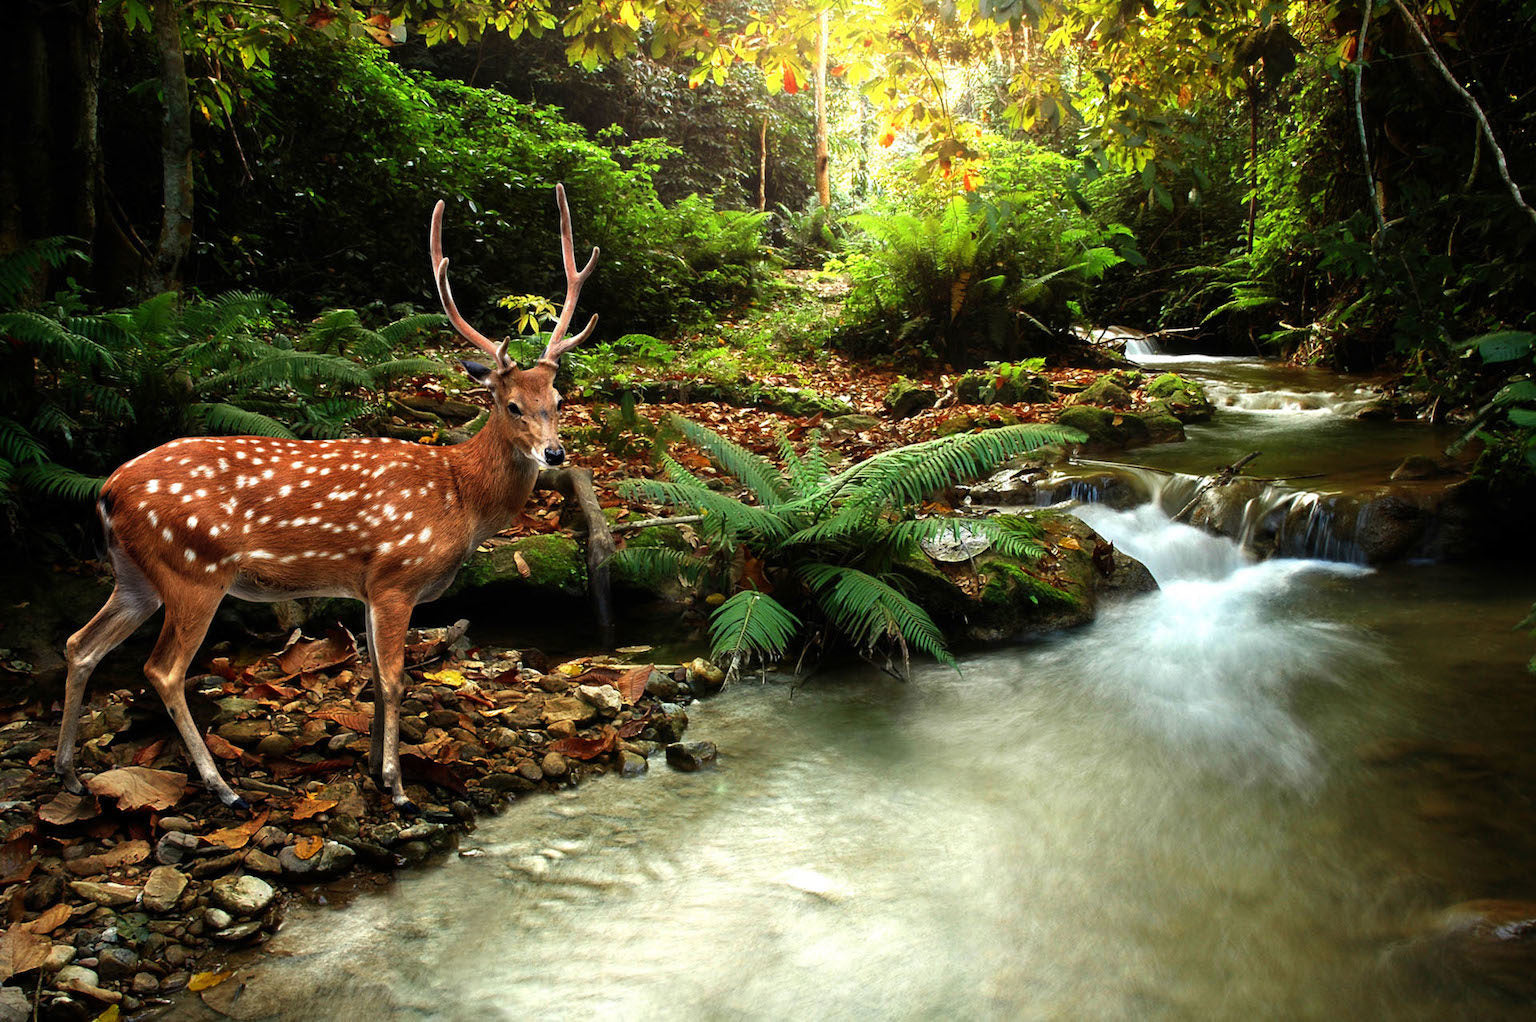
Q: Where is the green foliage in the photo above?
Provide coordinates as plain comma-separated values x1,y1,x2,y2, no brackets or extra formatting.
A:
836,144,1140,365
613,414,1083,677
199,40,771,331
1453,330,1536,484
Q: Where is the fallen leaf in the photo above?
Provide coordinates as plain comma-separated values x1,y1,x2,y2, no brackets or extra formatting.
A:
65,839,150,876
208,657,240,681
86,767,187,811
37,791,100,826
513,551,532,578
1057,536,1082,551
0,922,49,982
131,739,167,767
25,904,72,935
555,661,588,678
28,747,54,767
615,645,653,655
615,716,648,739
187,970,232,992
293,835,323,860
206,809,271,851
0,836,36,882
290,796,337,821
267,626,358,683
203,733,261,766
92,1006,120,1022
548,728,617,761
246,681,301,704
422,668,467,687
267,757,353,779
314,708,371,733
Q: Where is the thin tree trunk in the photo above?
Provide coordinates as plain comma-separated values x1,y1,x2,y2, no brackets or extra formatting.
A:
152,0,193,292
758,114,768,212
69,0,103,260
1246,72,1259,254
1352,0,1385,235
814,9,830,209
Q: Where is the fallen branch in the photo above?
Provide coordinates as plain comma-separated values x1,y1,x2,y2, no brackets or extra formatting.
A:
536,467,617,646
610,514,705,534
1173,451,1262,523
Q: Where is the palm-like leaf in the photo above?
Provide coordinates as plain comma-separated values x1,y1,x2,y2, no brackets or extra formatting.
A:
708,590,801,679
669,414,792,505
190,403,298,438
610,546,708,588
618,477,790,542
882,516,1048,564
18,463,105,503
799,563,955,672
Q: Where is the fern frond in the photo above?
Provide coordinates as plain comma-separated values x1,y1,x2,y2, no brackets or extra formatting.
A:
0,417,47,466
369,357,450,383
189,403,298,438
203,349,373,392
799,563,955,671
17,463,105,503
708,590,801,679
883,516,1047,564
668,414,792,505
823,423,1081,519
378,314,448,344
778,427,831,499
611,546,707,588
618,477,790,542
0,237,84,307
0,311,117,371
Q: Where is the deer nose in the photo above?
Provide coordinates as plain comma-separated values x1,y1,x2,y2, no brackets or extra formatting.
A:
544,446,565,466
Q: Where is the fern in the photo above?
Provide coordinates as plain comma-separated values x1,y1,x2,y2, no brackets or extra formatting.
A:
668,414,792,505
17,463,106,503
190,403,298,438
0,418,47,466
611,546,708,588
0,237,84,306
708,590,801,680
799,563,955,672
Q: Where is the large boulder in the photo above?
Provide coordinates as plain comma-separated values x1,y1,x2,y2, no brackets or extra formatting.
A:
883,378,938,419
451,533,586,598
1055,405,1184,450
1145,372,1215,422
892,510,1156,641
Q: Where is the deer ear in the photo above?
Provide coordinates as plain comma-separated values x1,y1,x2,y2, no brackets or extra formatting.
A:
461,359,494,387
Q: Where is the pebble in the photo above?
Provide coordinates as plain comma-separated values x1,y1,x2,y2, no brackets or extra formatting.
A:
619,751,648,777
245,849,283,875
156,816,198,833
517,760,544,782
95,946,139,980
576,684,623,715
131,972,160,995
43,944,76,972
278,840,356,878
665,741,718,772
204,908,234,931
0,987,27,1022
161,971,190,993
53,965,100,990
155,831,202,865
540,752,569,777
211,920,263,942
67,881,137,908
210,874,276,917
141,865,188,914
254,825,289,850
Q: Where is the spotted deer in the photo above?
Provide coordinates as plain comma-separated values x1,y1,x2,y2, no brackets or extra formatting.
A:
56,185,600,811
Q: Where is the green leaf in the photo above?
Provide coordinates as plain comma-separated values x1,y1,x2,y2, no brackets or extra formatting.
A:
799,563,956,673
1465,331,1535,363
708,591,801,677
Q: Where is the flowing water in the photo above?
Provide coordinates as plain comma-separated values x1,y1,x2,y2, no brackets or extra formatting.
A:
170,356,1536,1020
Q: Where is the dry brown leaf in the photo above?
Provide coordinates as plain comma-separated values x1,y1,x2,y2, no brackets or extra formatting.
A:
86,767,187,812
203,733,261,766
206,809,270,851
188,970,232,992
0,836,36,882
293,835,324,860
65,839,150,876
314,708,372,734
25,904,72,935
37,791,100,826
290,796,337,821
547,727,617,762
131,739,167,767
0,922,49,982
269,626,358,682
513,551,532,578
1057,536,1082,551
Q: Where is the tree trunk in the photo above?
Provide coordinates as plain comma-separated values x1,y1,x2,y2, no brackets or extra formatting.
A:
758,114,769,213
152,0,194,293
814,10,830,209
1246,71,1259,255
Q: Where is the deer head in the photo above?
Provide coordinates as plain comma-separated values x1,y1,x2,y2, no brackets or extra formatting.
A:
429,184,600,468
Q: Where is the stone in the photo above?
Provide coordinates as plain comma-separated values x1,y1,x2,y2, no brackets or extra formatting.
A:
516,760,544,782
211,920,263,942
1069,376,1133,409
651,705,689,744
255,733,294,758
161,970,190,992
393,823,447,846
486,726,521,752
483,772,533,794
1419,899,1536,996
665,741,718,772
141,865,188,914
68,881,137,908
882,378,938,419
1145,372,1214,422
644,671,680,702
215,719,272,748
155,831,202,865
546,719,578,740
203,908,234,931
1390,454,1450,481
541,695,597,727
190,850,248,879
277,840,355,879
619,751,648,777
95,946,139,981
245,850,283,875
540,752,569,778
576,684,623,715
253,825,288,850
54,965,100,990
687,657,725,691
163,944,191,968
156,816,198,833
43,943,77,972
131,972,160,995
210,875,276,917
0,987,28,1022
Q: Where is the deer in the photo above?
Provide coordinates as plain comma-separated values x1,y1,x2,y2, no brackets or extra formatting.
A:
55,185,599,812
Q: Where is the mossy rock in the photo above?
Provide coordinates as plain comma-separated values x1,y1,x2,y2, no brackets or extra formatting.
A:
1145,373,1214,423
756,385,855,417
883,377,938,419
825,413,881,437
891,510,1156,641
452,533,586,598
937,408,1021,436
1054,405,1183,449
1070,375,1134,409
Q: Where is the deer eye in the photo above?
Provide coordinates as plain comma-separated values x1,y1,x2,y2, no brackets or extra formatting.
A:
507,401,522,416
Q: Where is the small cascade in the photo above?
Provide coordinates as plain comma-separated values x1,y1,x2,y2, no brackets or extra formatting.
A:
1124,335,1164,360
1202,380,1380,417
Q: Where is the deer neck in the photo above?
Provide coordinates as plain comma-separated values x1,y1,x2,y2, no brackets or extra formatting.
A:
445,413,540,542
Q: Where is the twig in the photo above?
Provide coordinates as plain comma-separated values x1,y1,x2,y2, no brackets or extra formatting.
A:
1391,0,1536,227
1353,0,1386,235
1172,451,1262,523
610,514,705,534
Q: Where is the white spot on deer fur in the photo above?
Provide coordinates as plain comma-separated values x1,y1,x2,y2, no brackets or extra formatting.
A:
217,459,229,471
249,550,273,560
184,549,196,562
419,526,432,543
379,541,394,554
319,467,331,476
180,495,191,503
177,458,189,465
281,555,297,564
234,451,247,460
147,510,159,527
251,457,264,466
195,489,207,498
146,479,160,493
279,485,292,497
161,528,173,542
220,498,237,515
262,469,275,480
400,533,414,545
204,563,217,573
187,516,198,529
300,480,312,488
168,482,183,494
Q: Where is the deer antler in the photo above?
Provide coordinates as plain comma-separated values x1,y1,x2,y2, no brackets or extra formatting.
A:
431,200,511,369
537,183,601,368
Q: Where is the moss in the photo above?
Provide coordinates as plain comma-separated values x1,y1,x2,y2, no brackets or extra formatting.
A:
937,408,1020,436
1073,376,1133,409
1143,412,1186,444
756,385,855,417
955,365,1053,405
883,377,938,418
452,533,586,597
1146,373,1214,423
979,560,1078,611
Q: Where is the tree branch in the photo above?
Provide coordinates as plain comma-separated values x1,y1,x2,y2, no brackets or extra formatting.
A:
1353,0,1385,235
1390,0,1536,228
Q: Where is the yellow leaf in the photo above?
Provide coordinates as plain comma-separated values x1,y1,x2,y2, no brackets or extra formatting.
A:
189,970,232,992
293,835,324,860
1058,536,1082,551
422,668,467,687
92,1007,120,1022
705,593,726,607
556,662,587,677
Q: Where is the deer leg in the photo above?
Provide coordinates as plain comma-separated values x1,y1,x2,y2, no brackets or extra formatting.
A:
143,588,246,809
57,569,162,792
365,594,415,811
364,605,385,779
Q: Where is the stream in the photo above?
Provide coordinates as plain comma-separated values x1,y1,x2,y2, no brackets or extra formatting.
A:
170,354,1536,1020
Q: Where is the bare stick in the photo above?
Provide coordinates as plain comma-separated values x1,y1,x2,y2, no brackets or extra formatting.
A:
1353,0,1385,235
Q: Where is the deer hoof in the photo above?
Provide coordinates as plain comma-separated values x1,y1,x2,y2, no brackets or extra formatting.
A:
57,770,84,796
221,792,252,812
393,796,419,815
